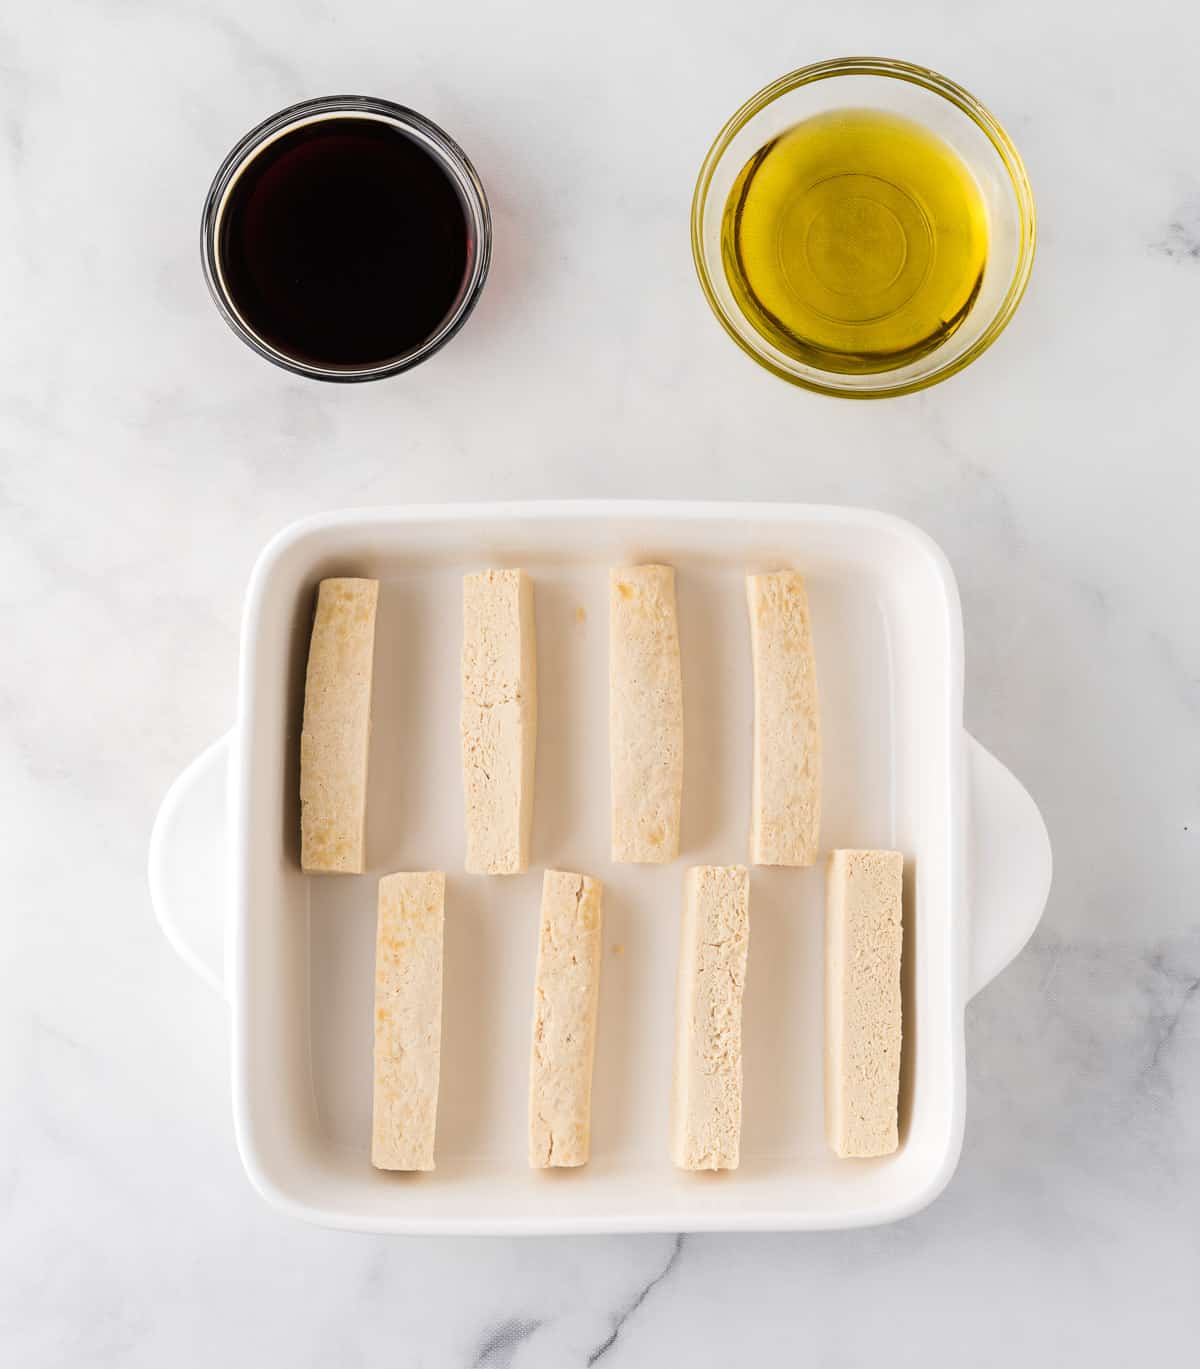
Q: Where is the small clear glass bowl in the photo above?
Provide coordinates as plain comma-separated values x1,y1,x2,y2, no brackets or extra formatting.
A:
692,58,1036,398
201,96,491,383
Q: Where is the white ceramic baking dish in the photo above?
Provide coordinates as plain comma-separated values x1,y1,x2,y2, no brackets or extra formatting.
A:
149,502,1051,1234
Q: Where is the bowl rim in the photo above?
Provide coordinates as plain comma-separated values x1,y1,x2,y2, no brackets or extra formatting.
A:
691,57,1037,398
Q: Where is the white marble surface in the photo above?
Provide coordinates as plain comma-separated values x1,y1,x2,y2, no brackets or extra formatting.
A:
3,0,1198,1362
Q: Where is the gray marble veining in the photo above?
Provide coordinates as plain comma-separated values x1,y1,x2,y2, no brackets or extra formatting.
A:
1153,205,1200,262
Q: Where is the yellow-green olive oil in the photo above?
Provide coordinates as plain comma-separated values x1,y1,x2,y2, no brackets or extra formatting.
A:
721,109,989,373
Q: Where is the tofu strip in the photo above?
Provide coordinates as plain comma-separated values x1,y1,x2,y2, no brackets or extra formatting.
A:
461,570,538,874
670,865,750,1170
529,870,604,1168
372,871,445,1171
825,850,903,1158
746,571,820,866
299,577,379,874
609,565,684,862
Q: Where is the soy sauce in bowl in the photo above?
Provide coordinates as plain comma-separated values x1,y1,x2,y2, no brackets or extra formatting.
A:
202,99,491,381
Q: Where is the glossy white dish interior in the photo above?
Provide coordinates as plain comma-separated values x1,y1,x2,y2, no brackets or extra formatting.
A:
150,502,1051,1233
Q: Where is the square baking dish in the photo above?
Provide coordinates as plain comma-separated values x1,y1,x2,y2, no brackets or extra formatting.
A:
149,502,1051,1233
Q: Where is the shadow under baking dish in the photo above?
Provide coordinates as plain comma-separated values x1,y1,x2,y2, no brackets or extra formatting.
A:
232,508,961,1232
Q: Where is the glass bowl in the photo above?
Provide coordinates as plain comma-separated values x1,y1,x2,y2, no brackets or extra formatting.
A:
201,96,491,383
692,58,1036,398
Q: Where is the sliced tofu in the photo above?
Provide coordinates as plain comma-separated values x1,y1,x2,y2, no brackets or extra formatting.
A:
825,850,903,1159
461,570,538,874
670,865,750,1170
529,870,604,1168
609,565,684,863
746,571,820,866
372,871,445,1171
299,577,379,874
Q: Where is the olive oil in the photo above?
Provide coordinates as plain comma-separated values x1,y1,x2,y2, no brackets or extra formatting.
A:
721,109,989,374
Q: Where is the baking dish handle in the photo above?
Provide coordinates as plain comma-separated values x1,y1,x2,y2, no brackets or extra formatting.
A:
148,732,232,1000
966,733,1052,998
148,729,1048,1001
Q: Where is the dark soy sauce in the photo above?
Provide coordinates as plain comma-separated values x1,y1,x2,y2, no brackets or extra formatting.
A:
218,118,472,369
